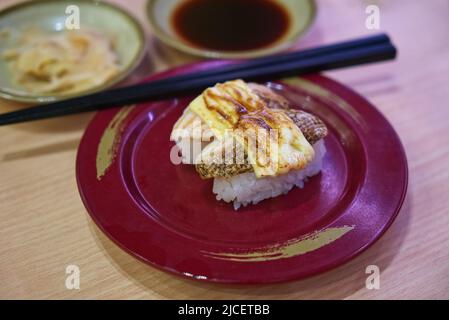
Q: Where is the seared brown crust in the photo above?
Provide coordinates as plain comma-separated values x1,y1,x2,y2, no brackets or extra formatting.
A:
248,83,290,110
282,109,328,145
196,158,253,179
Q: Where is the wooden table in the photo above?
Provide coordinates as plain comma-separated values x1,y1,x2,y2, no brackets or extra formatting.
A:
1,0,448,299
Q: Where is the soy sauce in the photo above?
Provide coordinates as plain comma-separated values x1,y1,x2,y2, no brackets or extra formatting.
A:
172,0,291,52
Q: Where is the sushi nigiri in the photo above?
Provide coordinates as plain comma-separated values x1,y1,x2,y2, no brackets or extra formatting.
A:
170,80,328,209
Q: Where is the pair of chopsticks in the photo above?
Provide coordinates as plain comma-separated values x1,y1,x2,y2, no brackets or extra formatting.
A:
0,33,396,126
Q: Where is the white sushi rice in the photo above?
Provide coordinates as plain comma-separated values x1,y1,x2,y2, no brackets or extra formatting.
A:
213,139,326,210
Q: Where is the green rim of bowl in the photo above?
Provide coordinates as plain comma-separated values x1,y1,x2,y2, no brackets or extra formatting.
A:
146,0,316,59
0,0,146,104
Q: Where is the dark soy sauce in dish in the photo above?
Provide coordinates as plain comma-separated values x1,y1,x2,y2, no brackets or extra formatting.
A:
172,0,291,52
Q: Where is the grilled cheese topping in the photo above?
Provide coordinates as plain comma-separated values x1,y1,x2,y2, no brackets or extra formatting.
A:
188,80,315,177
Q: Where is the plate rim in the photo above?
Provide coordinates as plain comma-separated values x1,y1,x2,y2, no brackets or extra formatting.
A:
76,62,408,284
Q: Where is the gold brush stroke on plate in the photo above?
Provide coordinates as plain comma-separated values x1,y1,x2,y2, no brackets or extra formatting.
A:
281,77,367,128
202,225,355,262
96,106,134,180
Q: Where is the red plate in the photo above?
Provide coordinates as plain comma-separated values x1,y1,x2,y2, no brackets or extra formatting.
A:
76,61,408,284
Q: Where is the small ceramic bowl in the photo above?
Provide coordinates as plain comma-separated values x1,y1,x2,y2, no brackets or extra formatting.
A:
146,0,316,59
0,0,145,103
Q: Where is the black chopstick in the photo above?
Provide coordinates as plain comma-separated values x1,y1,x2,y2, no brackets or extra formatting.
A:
127,33,393,87
0,34,396,126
